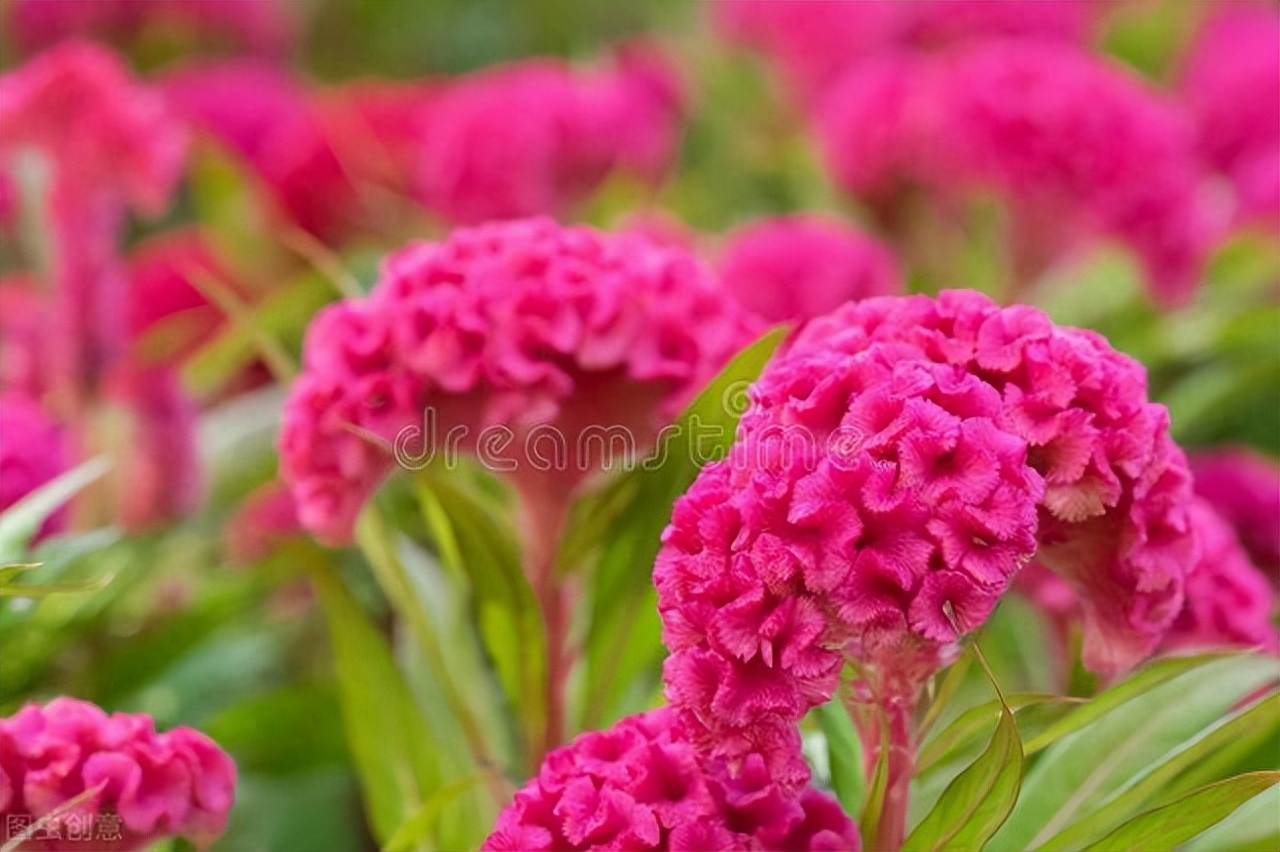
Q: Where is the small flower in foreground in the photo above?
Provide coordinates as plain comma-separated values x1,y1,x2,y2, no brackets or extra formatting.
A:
1179,2,1280,227
1190,447,1280,583
0,393,68,539
718,215,902,323
481,708,858,851
281,218,758,544
1164,500,1278,653
0,697,236,852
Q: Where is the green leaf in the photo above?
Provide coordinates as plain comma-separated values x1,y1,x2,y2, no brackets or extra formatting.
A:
1022,651,1252,755
917,694,1082,775
859,716,892,850
1184,784,1280,852
0,457,110,564
411,469,543,765
384,773,488,852
306,559,442,849
994,653,1277,851
904,644,1024,852
1082,772,1280,852
577,326,787,728
1036,691,1280,851
814,698,865,816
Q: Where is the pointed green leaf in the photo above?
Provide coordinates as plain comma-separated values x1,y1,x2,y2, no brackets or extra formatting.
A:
918,694,1082,775
814,699,865,815
1083,772,1280,852
0,457,110,563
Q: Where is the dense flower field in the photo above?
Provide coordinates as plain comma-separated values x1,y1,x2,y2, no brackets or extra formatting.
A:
1,2,1277,851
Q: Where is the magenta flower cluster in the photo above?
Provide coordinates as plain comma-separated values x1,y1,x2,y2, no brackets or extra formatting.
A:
281,217,758,543
817,43,1212,303
0,698,236,852
482,708,858,851
656,290,1198,783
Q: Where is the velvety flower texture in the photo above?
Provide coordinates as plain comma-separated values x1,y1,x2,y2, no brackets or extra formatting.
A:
415,49,684,225
718,215,902,323
818,43,1213,303
281,218,758,544
482,708,858,852
1190,448,1280,583
656,291,1197,780
1179,2,1280,227
715,0,1099,104
0,698,236,852
0,394,68,538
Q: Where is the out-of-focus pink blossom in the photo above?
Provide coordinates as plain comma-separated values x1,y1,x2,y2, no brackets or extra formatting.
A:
714,0,1100,104
1164,500,1278,652
0,41,187,216
1180,2,1280,227
281,218,759,544
105,366,202,533
482,708,858,851
1190,447,1280,583
818,43,1214,303
224,482,303,564
0,393,69,539
0,697,235,852
164,60,362,244
127,229,232,359
718,214,901,323
0,281,47,397
7,0,296,58
416,50,684,225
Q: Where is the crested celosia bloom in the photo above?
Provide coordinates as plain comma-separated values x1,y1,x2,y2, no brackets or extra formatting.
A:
6,0,296,58
717,215,901,323
482,708,858,852
0,698,235,852
281,218,758,544
714,0,1099,104
1190,447,1280,583
414,49,683,225
818,43,1213,303
1179,2,1280,227
127,229,235,360
657,290,1197,796
0,42,187,400
0,281,46,398
0,393,68,539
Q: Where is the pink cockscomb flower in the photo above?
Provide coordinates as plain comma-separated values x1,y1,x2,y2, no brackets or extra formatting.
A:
1164,500,1277,653
481,708,858,852
0,393,69,539
1180,2,1280,227
127,229,235,360
1190,447,1280,584
415,50,684,225
818,43,1214,303
280,218,759,545
6,0,296,58
657,339,1044,791
224,481,303,565
0,698,235,852
791,291,1199,676
714,0,1100,104
718,214,902,323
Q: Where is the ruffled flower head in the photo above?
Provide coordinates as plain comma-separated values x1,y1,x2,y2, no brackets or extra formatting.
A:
0,698,236,852
657,290,1198,781
718,215,902,323
415,49,684,225
818,43,1214,303
482,708,858,851
281,218,759,544
1179,2,1280,226
1190,447,1280,583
